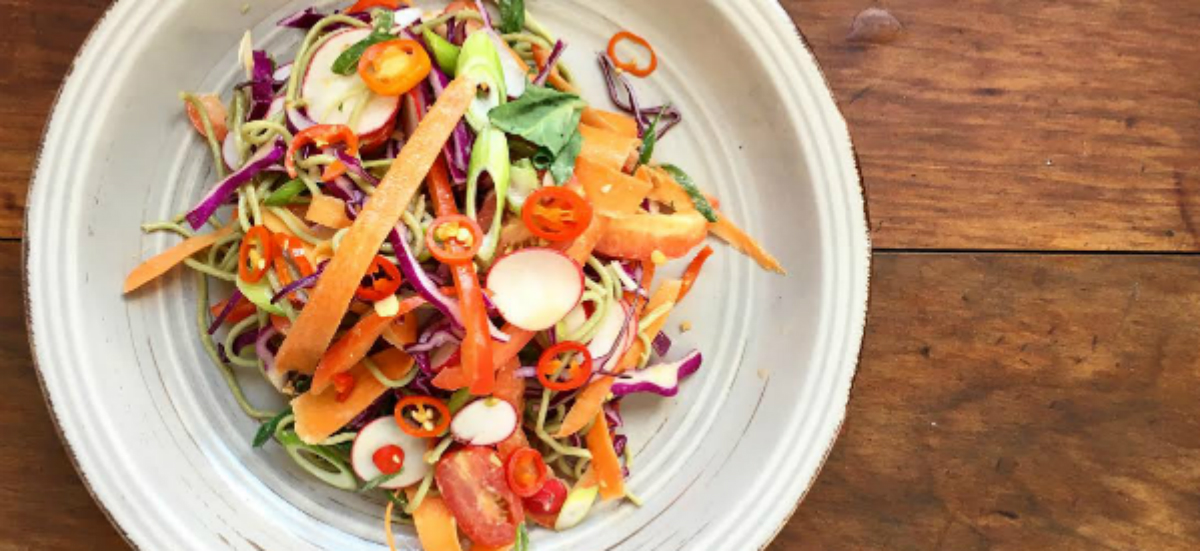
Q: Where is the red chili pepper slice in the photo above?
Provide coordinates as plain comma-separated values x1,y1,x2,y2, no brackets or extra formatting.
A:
238,226,276,283
372,444,406,475
272,233,315,291
536,342,594,392
505,447,549,498
426,214,484,265
522,187,594,242
677,245,714,302
395,396,451,438
285,125,360,181
355,255,404,302
333,372,357,403
346,0,405,14
607,30,658,78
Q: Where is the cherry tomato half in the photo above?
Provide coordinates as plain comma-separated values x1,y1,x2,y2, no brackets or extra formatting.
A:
426,214,484,265
435,447,523,547
522,477,568,517
238,226,276,283
355,255,404,302
536,342,594,392
359,39,433,97
372,444,406,475
395,396,451,438
505,447,549,498
522,187,594,242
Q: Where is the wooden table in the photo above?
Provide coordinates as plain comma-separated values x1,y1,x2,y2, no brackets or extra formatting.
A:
5,0,1199,549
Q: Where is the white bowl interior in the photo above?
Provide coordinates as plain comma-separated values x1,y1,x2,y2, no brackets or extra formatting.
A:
26,0,868,549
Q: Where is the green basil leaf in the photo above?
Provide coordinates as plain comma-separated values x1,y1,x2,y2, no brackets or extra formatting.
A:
253,406,294,448
499,0,526,34
264,178,307,206
358,472,401,493
637,108,667,169
658,164,719,223
489,84,585,155
549,128,583,185
331,10,396,76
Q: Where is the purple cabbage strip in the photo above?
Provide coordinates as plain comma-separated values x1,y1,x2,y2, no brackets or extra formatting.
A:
427,65,472,185
347,391,398,431
334,150,381,186
532,40,567,87
242,50,276,121
186,139,286,229
597,54,682,140
446,17,461,45
387,227,511,343
232,328,261,354
603,400,623,429
207,289,245,334
255,327,279,373
611,350,703,398
651,331,672,357
278,7,371,29
271,261,327,304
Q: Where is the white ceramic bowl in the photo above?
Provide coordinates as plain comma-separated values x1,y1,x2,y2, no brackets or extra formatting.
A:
25,0,869,549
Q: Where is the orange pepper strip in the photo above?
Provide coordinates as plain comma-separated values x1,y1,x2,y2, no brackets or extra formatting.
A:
274,76,476,376
607,30,658,78
556,280,682,438
586,411,626,501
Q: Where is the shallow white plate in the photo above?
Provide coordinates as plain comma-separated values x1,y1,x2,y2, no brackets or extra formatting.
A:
25,0,869,549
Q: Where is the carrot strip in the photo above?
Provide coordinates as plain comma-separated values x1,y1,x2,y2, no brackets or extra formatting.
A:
275,76,477,376
494,359,530,461
407,488,464,551
575,156,652,216
595,211,708,260
123,224,235,294
557,280,682,437
579,124,641,173
305,195,354,229
581,108,637,140
293,346,417,444
311,296,427,391
678,246,714,301
532,44,579,94
586,411,626,501
709,214,786,274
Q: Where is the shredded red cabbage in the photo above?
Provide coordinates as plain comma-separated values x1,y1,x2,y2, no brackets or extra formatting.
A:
208,290,246,334
426,66,473,185
186,139,286,229
334,150,381,186
255,327,279,373
532,40,567,87
277,7,371,29
651,331,672,357
241,51,276,121
597,54,682,140
271,261,327,304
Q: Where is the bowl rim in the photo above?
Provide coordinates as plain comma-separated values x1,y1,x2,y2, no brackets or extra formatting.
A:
22,1,872,549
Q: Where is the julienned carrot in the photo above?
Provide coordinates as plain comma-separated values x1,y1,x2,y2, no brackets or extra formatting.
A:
311,296,428,393
381,307,424,349
708,214,786,274
586,411,625,501
532,44,579,94
678,246,714,302
494,360,530,461
579,124,641,173
406,488,464,551
581,108,637,140
575,155,652,216
595,211,708,260
556,280,682,437
275,75,477,377
123,224,235,294
433,217,607,391
293,333,417,444
426,154,495,395
305,194,353,229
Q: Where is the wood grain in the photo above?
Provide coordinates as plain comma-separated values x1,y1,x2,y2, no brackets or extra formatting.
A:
785,0,1200,251
775,253,1200,550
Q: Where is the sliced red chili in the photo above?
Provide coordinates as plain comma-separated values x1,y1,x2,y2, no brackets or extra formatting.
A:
346,0,404,14
426,214,484,265
355,255,404,302
285,125,360,181
395,396,451,438
238,226,276,283
372,444,406,475
333,372,357,403
272,233,315,291
607,30,658,78
505,447,549,498
537,342,594,392
522,187,594,242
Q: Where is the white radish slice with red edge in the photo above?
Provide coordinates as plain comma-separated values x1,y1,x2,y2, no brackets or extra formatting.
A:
451,398,518,446
389,7,423,34
351,416,431,489
301,28,401,139
587,300,630,359
487,248,584,331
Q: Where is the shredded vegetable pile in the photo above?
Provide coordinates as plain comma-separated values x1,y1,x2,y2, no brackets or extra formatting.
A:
123,0,783,548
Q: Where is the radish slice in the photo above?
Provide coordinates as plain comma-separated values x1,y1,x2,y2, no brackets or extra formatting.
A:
389,7,423,33
487,248,584,331
301,28,401,138
351,416,432,489
587,301,629,359
487,31,528,98
450,398,518,446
